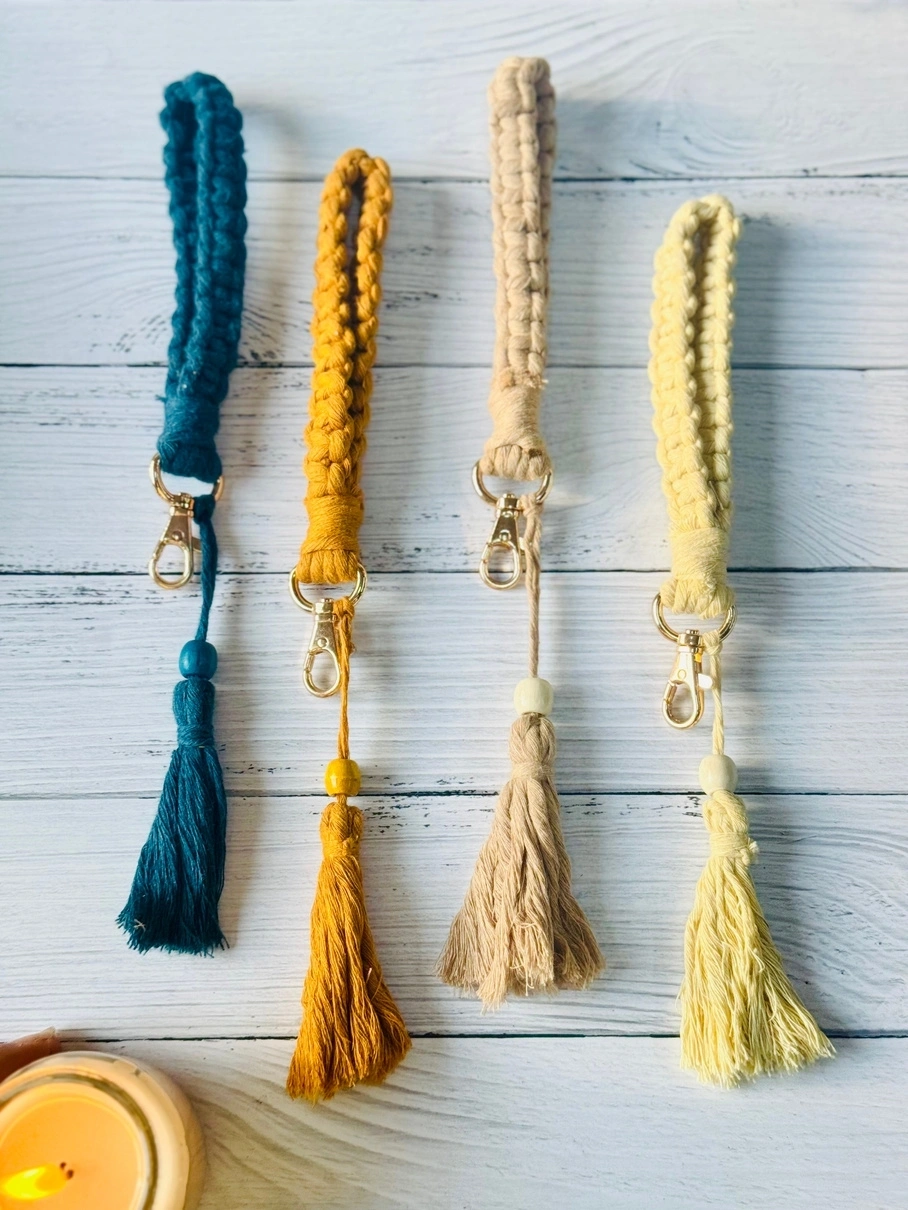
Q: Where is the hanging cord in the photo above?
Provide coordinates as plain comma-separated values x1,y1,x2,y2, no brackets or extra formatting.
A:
437,58,603,1007
650,195,832,1084
119,72,246,955
286,150,410,1102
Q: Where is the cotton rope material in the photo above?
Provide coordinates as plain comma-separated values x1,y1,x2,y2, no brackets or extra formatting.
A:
437,57,603,1008
118,72,246,956
286,149,410,1102
650,194,832,1085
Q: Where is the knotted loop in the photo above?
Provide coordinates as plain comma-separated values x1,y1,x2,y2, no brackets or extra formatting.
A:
298,150,393,586
482,58,555,483
158,73,246,484
650,195,739,624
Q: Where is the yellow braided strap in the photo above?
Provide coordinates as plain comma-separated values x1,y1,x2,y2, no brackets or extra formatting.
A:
650,195,740,619
296,149,393,586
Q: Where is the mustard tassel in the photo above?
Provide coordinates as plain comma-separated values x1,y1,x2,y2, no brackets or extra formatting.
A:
287,798,411,1100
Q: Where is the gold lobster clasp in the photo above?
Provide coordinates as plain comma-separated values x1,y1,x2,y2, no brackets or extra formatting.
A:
472,463,552,590
652,594,737,730
147,454,223,590
479,492,524,590
288,564,367,697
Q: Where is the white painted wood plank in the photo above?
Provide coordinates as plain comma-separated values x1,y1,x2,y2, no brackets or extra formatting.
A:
1,573,904,796
3,366,905,574
2,179,906,369
2,2,906,179
89,1038,907,1210
1,793,902,1039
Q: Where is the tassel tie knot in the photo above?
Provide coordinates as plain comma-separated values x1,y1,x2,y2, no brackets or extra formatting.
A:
480,377,552,482
319,799,364,860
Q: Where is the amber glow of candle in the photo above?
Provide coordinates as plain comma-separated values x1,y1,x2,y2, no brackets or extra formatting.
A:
1,1163,70,1201
0,1053,205,1210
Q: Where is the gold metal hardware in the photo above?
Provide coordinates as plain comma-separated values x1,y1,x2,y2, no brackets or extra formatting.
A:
472,463,553,590
148,454,223,589
652,594,737,730
479,492,524,590
287,563,367,696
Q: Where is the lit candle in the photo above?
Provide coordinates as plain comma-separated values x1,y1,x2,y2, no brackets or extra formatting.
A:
0,1052,205,1209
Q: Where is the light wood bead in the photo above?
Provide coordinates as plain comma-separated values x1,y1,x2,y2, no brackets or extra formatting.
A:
325,758,361,797
699,754,738,795
513,677,554,717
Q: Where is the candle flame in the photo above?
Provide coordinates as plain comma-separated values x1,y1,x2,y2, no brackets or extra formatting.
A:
0,1164,70,1201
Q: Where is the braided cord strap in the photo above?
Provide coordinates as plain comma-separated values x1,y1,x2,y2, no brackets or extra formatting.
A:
480,56,555,483
438,59,603,1009
287,150,409,1102
295,150,393,587
650,197,831,1085
650,195,738,621
119,73,246,956
158,73,247,484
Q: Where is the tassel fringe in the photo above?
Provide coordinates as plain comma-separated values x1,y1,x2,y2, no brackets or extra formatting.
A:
437,712,603,1008
118,675,227,955
287,798,411,1101
681,788,833,1084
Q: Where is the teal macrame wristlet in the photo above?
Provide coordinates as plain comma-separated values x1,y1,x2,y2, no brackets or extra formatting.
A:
118,72,247,955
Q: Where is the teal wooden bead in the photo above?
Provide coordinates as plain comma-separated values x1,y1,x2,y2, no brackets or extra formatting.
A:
179,639,218,680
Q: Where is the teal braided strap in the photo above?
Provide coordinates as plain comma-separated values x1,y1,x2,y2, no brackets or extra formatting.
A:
119,73,246,956
158,72,247,483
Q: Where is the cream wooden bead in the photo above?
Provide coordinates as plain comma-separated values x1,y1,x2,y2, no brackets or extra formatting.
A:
513,677,554,716
699,754,738,795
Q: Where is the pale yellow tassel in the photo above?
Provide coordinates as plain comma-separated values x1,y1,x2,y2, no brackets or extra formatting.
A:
681,786,833,1084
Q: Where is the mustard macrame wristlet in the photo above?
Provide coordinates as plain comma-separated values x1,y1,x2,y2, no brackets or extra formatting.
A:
437,57,603,1008
650,195,832,1085
286,150,410,1101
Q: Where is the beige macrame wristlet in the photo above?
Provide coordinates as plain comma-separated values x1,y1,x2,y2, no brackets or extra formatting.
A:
437,56,603,1008
650,194,832,1084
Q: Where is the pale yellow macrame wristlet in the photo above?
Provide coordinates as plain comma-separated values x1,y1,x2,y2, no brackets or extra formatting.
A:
286,149,410,1101
437,57,603,1008
650,195,832,1085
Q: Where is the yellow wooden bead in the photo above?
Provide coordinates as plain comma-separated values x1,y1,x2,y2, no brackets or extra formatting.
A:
325,758,361,796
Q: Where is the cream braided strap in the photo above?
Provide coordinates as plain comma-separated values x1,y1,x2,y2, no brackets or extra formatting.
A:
479,56,555,484
650,197,832,1086
650,195,738,620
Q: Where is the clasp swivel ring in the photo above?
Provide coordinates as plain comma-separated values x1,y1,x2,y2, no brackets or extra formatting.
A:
652,594,737,730
472,463,552,590
288,564,367,697
148,454,223,590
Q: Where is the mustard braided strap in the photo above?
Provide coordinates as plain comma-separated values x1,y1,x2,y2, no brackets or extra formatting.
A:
649,195,740,619
479,57,555,484
296,149,393,586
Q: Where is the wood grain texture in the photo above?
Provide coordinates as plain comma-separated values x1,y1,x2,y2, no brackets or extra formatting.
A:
3,366,905,574
84,1038,905,1210
1,793,903,1039
1,572,904,797
2,178,906,369
2,1,906,180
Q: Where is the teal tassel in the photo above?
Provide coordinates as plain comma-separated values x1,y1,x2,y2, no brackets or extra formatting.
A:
119,497,228,954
